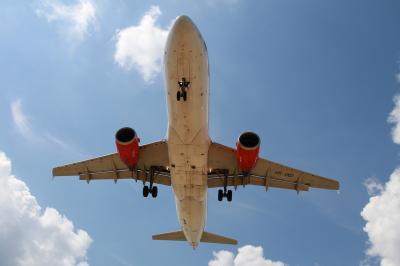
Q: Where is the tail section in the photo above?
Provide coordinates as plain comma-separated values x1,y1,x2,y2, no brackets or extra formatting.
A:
152,230,237,245
201,231,237,245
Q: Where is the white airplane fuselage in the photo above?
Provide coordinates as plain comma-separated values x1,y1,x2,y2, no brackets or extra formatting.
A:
164,16,210,247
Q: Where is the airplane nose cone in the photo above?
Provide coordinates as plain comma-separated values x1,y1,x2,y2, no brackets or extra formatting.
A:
171,15,197,33
174,15,193,27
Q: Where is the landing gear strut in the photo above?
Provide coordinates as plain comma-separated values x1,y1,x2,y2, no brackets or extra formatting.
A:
217,169,233,202
177,77,190,101
142,167,158,198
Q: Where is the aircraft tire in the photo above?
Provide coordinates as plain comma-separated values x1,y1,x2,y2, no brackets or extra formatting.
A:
218,189,223,201
227,190,232,202
143,186,149,197
152,186,158,198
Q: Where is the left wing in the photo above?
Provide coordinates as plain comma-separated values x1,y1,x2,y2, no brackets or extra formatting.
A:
53,141,171,185
208,142,339,192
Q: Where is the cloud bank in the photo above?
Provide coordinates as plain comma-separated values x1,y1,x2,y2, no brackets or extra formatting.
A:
361,172,400,266
388,95,400,144
208,245,285,266
360,90,400,266
36,0,97,42
0,151,92,266
114,6,170,82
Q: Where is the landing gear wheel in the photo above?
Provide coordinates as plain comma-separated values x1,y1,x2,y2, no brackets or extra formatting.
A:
151,186,158,198
182,91,187,101
177,91,181,101
227,190,233,202
218,189,223,201
143,185,149,197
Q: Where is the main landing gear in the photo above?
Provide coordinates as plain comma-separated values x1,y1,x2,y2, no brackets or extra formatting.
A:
218,188,233,202
218,169,233,202
142,166,158,198
177,77,190,101
143,185,158,198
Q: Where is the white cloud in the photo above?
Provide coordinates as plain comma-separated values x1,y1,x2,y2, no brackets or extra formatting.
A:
0,151,92,266
360,70,400,265
209,245,286,266
361,170,400,266
36,0,97,42
388,95,400,144
114,6,169,82
11,99,33,140
364,177,384,197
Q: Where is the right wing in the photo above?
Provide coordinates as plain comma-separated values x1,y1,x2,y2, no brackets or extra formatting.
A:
53,141,171,186
208,142,339,192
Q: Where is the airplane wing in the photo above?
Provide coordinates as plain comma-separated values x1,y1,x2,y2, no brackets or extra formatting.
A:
53,141,171,185
207,142,339,192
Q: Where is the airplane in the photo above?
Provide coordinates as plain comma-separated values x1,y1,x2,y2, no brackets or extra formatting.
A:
53,15,340,249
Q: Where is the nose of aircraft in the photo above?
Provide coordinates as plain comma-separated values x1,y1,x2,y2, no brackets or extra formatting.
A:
171,15,197,33
174,15,192,26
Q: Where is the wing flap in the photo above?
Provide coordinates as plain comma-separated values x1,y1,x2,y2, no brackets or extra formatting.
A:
207,175,309,191
208,142,339,191
78,170,171,186
53,153,124,176
53,141,171,186
253,159,339,190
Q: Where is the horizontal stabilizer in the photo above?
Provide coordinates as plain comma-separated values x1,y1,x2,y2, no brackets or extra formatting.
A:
152,231,186,241
201,231,237,245
152,230,237,245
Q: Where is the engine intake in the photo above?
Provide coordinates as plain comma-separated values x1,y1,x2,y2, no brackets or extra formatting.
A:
236,132,260,173
115,127,140,168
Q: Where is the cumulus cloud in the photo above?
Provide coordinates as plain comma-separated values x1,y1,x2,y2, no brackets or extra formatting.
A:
363,81,400,265
364,177,384,197
208,245,286,266
114,6,170,82
388,95,400,144
36,0,97,42
0,151,92,266
361,170,400,266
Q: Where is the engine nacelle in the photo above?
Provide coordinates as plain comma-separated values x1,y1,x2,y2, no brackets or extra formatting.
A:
115,127,140,168
236,132,260,173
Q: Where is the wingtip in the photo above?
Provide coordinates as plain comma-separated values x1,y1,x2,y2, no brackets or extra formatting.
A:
52,167,58,177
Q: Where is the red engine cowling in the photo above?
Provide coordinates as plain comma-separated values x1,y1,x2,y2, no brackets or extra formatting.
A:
115,127,140,169
236,132,260,173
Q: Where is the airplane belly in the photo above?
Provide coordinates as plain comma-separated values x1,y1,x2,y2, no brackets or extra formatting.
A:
163,16,210,245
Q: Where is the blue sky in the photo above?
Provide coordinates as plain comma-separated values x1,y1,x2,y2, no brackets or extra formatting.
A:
1,1,400,265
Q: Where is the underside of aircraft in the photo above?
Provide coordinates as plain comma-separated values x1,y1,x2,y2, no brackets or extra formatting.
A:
53,15,339,248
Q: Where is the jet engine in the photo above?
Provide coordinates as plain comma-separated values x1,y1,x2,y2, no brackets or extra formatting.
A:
236,132,260,173
115,127,140,169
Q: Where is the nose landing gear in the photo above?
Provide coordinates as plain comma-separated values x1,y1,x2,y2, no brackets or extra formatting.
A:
177,77,190,101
